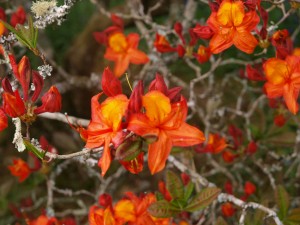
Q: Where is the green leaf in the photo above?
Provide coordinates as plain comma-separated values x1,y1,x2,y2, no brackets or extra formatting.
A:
148,200,180,218
23,139,44,160
1,16,39,53
166,170,184,200
115,139,142,161
170,199,187,210
286,208,300,223
214,217,228,225
275,185,290,219
185,187,220,212
184,181,194,201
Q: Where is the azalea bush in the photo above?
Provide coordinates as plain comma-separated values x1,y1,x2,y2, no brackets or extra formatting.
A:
0,0,300,224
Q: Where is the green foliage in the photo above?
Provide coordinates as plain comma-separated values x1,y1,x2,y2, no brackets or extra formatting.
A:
149,171,220,218
23,139,44,160
2,16,39,55
166,170,184,200
275,185,290,219
185,187,221,212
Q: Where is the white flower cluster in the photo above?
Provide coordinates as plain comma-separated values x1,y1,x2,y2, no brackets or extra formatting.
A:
32,0,76,29
38,64,53,79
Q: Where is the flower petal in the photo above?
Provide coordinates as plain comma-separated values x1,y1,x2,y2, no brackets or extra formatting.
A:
167,122,205,147
114,56,130,77
128,48,149,65
232,31,257,54
148,131,172,174
209,33,234,54
283,84,299,114
264,58,289,85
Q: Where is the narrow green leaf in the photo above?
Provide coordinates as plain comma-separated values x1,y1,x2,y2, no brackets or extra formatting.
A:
214,217,228,225
166,170,184,200
148,200,180,218
23,139,44,160
185,187,221,212
275,185,290,219
184,181,194,201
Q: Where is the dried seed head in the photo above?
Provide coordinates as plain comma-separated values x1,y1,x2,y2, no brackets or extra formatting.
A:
31,0,57,17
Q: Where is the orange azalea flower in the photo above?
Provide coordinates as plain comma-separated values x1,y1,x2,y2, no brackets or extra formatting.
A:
89,205,119,225
104,32,149,77
207,0,259,54
263,56,300,114
128,91,205,174
86,93,129,176
29,215,58,225
206,133,227,154
8,158,31,182
154,33,176,53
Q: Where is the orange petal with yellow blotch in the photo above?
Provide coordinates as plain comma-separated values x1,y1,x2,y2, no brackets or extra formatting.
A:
264,58,289,85
283,84,299,114
232,31,257,54
148,131,172,174
167,122,205,147
142,91,171,124
230,1,245,26
100,94,128,131
217,0,233,26
114,199,136,222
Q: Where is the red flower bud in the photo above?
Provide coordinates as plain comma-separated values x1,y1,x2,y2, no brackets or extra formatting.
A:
34,86,62,114
31,71,44,102
274,114,286,127
111,14,124,29
167,87,182,103
101,67,122,97
246,141,258,154
221,203,235,217
181,173,191,186
174,22,183,36
193,24,214,39
9,55,31,101
158,181,172,201
128,80,144,114
244,181,256,196
10,6,26,27
224,180,233,194
177,44,186,57
0,108,8,131
149,73,168,95
1,77,14,94
98,193,112,208
246,64,266,81
2,91,26,117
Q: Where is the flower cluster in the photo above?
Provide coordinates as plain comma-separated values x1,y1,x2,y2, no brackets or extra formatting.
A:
85,68,205,176
0,55,62,132
89,192,184,225
93,14,149,77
